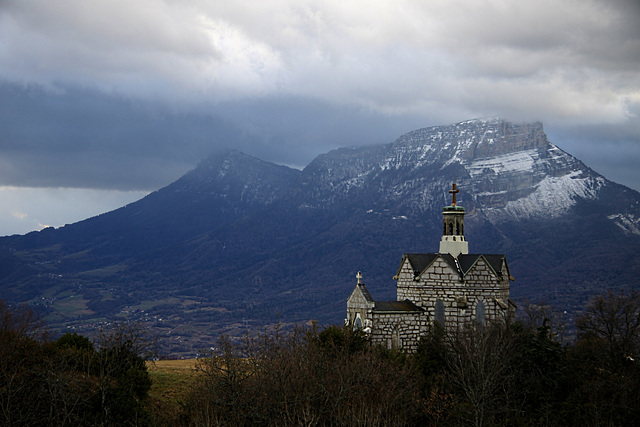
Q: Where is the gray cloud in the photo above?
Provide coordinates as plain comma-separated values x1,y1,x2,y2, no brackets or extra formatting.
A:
0,0,639,234
0,84,427,189
1,0,638,118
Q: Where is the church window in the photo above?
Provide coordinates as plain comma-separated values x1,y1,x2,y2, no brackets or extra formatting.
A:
354,315,363,330
435,300,445,326
448,223,453,235
476,302,486,325
392,327,401,350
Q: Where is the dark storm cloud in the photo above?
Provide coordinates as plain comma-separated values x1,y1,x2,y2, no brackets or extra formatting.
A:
2,0,638,120
0,0,639,234
0,84,238,189
0,84,428,190
546,105,640,192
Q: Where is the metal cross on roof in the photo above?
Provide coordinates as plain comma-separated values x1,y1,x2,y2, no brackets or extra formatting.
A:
356,271,362,284
449,183,459,206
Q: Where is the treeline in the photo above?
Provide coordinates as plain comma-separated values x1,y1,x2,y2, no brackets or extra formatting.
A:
2,290,639,426
0,300,153,426
183,290,640,426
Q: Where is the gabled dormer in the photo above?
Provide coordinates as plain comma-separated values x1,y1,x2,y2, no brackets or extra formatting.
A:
346,271,375,328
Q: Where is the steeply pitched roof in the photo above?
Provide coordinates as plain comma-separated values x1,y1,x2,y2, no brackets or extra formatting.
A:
373,299,424,313
401,253,508,279
458,254,507,278
356,283,374,302
400,253,439,276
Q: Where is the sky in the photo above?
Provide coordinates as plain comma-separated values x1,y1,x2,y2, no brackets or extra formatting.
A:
1,0,639,236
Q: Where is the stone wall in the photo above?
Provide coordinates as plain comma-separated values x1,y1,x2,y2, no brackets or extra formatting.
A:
396,256,511,331
346,253,513,352
346,285,374,328
369,311,428,353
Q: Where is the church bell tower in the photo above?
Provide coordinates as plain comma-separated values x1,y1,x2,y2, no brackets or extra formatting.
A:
439,183,469,257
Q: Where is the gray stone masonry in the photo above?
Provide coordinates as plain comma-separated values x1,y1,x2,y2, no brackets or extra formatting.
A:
346,184,514,351
396,256,512,330
369,312,427,353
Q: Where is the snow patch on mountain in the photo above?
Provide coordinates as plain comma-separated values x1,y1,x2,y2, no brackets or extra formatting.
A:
482,172,605,221
217,159,230,179
467,149,538,177
608,213,640,236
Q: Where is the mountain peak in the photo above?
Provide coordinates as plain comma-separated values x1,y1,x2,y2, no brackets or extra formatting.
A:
169,149,299,202
2,118,639,355
393,118,548,156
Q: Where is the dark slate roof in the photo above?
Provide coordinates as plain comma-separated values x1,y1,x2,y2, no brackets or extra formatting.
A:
459,254,506,278
402,253,507,279
373,299,424,313
403,253,439,275
356,284,374,302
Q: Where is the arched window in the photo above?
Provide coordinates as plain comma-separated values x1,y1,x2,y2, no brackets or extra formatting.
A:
354,315,362,330
476,302,486,326
392,326,401,350
435,300,445,326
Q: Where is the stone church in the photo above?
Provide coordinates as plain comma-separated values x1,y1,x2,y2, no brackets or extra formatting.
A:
346,184,515,352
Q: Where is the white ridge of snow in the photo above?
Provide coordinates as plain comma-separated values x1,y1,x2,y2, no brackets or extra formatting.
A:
467,149,538,177
441,135,476,169
476,190,508,197
477,128,490,146
608,213,640,236
217,159,230,179
482,172,604,221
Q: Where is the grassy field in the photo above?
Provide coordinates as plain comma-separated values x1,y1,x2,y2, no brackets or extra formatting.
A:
146,358,201,417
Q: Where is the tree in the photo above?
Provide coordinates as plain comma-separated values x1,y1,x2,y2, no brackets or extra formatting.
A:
519,298,568,342
508,320,567,425
564,290,640,425
0,300,49,426
93,321,155,426
56,332,94,352
576,289,640,364
414,324,455,425
0,300,160,426
185,324,422,426
444,323,515,427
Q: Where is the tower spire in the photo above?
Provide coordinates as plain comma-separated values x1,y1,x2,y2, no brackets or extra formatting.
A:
439,183,469,256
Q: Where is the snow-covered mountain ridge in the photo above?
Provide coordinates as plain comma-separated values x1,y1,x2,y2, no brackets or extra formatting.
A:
2,117,639,353
300,118,637,233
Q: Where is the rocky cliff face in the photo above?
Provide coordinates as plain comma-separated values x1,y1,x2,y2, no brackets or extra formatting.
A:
1,118,639,354
298,118,637,231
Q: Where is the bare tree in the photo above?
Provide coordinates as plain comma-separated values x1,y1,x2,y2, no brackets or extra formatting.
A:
42,345,95,426
445,323,514,427
0,301,48,426
565,290,640,426
519,298,568,342
576,290,640,362
94,320,155,425
185,325,421,426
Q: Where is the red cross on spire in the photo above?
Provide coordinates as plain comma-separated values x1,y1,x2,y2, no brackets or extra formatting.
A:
449,183,459,206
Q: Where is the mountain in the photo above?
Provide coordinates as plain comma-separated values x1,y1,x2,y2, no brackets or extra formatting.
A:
1,118,639,354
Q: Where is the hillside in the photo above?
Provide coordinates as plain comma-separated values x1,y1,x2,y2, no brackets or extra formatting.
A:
1,118,639,354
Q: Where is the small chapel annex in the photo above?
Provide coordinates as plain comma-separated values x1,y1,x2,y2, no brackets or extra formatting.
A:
346,184,516,352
